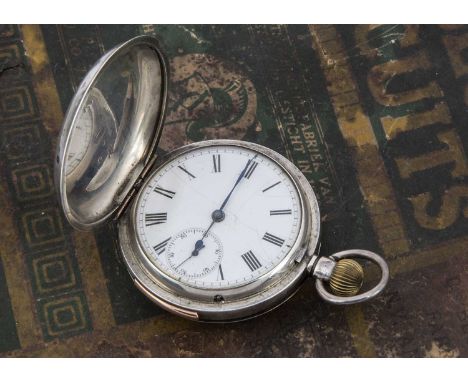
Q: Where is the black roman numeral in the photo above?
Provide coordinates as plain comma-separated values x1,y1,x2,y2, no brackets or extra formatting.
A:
213,154,221,173
262,232,285,247
153,237,171,255
244,161,258,179
154,186,176,199
218,264,225,280
270,209,292,216
262,181,281,192
177,165,196,179
241,250,262,271
145,213,167,226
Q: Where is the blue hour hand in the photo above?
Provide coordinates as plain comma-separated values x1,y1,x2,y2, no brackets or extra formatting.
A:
192,239,205,256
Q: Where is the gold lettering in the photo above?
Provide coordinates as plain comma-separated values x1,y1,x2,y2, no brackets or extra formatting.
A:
398,25,421,48
287,125,299,135
142,25,155,34
298,160,312,174
396,130,468,179
367,51,443,106
381,102,452,140
410,185,468,230
290,135,305,154
303,130,316,145
354,25,420,57
443,33,468,78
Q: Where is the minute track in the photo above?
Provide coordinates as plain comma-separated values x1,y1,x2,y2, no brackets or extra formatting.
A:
135,144,302,289
57,34,390,322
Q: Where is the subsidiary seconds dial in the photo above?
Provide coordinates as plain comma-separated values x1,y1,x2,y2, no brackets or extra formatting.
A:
135,144,302,289
166,228,223,278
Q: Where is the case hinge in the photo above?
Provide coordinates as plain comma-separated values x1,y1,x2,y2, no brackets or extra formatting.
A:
114,155,158,221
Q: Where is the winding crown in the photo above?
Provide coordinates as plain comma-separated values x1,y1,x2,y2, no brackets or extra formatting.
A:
329,259,364,297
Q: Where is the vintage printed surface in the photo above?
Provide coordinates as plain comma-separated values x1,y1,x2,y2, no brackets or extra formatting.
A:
0,24,467,357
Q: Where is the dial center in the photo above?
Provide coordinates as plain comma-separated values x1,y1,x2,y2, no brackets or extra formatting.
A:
211,209,225,222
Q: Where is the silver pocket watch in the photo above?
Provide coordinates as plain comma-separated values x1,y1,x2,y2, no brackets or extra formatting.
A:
55,36,389,322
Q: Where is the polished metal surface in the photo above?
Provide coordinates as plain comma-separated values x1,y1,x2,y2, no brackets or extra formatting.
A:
312,256,336,280
118,139,322,322
314,249,389,305
55,36,167,230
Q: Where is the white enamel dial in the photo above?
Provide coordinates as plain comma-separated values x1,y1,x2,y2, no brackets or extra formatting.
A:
135,144,302,289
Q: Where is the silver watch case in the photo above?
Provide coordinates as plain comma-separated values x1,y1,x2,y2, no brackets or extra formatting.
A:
118,139,321,322
54,35,389,323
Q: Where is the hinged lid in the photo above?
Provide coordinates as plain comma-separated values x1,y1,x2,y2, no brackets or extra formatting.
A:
54,36,167,230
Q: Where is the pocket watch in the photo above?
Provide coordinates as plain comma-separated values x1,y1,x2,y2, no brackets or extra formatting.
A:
55,35,389,322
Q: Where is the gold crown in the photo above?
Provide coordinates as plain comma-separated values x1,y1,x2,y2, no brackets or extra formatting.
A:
329,259,364,297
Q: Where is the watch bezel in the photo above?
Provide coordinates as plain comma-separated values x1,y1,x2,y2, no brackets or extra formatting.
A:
118,139,321,321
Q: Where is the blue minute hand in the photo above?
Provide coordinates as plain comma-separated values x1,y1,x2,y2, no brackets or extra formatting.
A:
219,154,258,211
188,154,258,258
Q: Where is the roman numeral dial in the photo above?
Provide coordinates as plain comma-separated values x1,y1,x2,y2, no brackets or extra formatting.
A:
262,232,285,247
136,144,303,290
145,213,167,226
217,264,225,280
270,209,292,216
244,160,258,179
213,154,221,173
241,250,262,271
262,181,281,192
177,165,196,179
154,186,176,199
153,237,171,255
